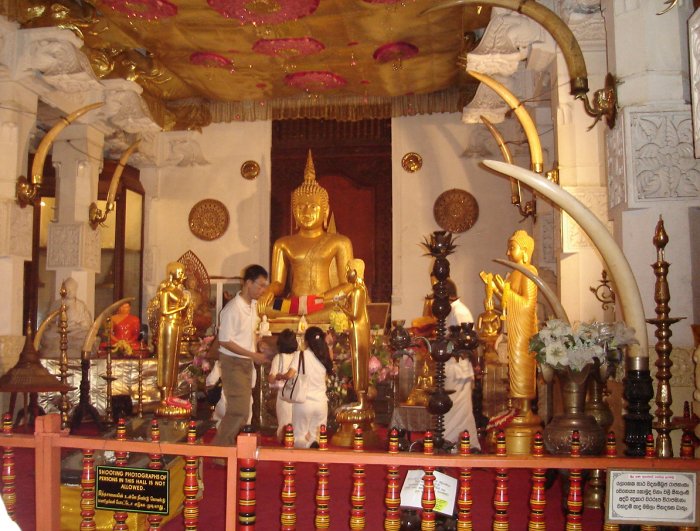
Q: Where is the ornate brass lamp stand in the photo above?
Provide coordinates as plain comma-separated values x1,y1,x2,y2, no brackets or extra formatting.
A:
100,318,117,428
648,217,684,457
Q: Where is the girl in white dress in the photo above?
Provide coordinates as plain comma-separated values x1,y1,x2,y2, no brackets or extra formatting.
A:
286,326,332,448
267,329,298,441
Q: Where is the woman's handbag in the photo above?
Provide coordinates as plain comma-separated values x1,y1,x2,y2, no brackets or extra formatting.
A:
280,352,307,404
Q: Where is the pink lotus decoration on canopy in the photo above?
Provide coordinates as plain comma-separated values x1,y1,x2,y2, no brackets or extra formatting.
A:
285,71,347,91
252,37,325,58
102,0,177,20
373,41,419,63
190,52,235,72
208,0,319,25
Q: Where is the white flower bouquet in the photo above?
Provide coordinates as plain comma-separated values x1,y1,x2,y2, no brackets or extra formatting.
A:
530,319,638,372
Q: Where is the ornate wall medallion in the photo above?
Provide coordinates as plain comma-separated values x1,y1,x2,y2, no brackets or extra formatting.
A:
433,189,479,233
401,152,422,172
241,160,260,180
188,199,229,241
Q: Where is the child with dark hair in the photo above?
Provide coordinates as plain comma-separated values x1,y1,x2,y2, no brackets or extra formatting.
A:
267,328,298,441
286,325,332,448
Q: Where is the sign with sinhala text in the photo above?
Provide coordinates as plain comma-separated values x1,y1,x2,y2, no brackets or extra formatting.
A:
607,469,698,526
96,466,169,515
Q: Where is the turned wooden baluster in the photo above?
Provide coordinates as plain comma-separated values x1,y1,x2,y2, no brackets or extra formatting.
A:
80,448,96,530
677,434,696,531
350,428,366,530
280,424,296,531
457,431,473,530
421,431,436,531
566,431,583,531
384,428,401,531
493,431,509,531
603,432,620,531
644,432,656,459
528,432,545,530
2,414,16,522
238,428,257,531
184,421,200,530
147,419,164,530
112,418,129,530
314,425,330,529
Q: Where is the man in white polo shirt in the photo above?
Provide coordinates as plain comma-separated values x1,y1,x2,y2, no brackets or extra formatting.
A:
212,264,270,446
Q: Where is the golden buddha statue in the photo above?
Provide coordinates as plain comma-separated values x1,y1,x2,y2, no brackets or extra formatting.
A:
481,229,540,454
477,272,503,359
155,261,192,418
258,150,354,324
332,258,379,448
404,353,434,407
339,258,370,410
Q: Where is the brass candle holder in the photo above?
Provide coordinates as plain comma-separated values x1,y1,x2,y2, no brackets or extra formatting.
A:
647,217,684,457
100,317,117,428
58,298,71,430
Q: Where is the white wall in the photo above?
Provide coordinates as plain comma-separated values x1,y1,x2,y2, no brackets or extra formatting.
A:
142,121,272,303
391,112,532,323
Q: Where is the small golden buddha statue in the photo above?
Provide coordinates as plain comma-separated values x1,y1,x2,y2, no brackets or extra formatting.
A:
404,353,434,407
155,261,192,418
477,272,502,359
258,150,354,324
481,229,540,454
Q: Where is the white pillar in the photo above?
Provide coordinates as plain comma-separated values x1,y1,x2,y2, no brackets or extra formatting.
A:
552,4,609,325
46,124,104,313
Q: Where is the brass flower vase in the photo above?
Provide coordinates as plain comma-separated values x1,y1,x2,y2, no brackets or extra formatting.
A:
543,363,605,455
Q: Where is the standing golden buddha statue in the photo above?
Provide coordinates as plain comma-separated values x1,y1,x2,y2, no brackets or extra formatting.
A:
482,229,540,454
258,150,354,325
155,261,192,418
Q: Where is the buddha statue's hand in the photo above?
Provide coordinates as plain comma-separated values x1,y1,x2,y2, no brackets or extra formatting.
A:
257,290,274,316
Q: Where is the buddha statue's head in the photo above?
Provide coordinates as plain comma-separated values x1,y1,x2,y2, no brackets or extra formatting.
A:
346,258,365,282
508,230,534,265
166,261,186,283
291,150,330,231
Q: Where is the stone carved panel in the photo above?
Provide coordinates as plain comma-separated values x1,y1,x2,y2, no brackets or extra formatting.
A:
626,106,700,205
690,9,700,159
540,211,555,264
462,82,509,124
606,111,626,209
101,79,160,136
560,0,605,42
561,186,611,252
0,198,32,259
466,7,549,77
47,222,100,272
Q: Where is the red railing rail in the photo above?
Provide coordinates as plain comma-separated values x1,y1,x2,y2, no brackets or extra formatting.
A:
3,414,700,530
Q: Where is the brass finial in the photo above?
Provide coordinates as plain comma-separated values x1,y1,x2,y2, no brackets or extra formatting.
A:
304,149,316,183
653,215,668,261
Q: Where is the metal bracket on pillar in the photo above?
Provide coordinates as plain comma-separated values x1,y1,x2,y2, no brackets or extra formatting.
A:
88,140,140,229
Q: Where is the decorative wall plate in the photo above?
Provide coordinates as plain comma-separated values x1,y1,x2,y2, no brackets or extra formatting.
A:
241,160,260,180
433,189,479,233
188,199,229,241
401,152,422,172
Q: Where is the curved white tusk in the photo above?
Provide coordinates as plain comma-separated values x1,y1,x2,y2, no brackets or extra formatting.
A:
34,308,61,351
482,159,648,357
493,258,570,324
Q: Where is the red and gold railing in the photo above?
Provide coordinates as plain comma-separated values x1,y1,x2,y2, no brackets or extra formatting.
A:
2,413,700,530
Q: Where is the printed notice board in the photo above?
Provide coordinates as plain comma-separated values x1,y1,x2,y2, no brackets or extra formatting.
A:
607,469,698,526
400,469,458,516
96,466,169,515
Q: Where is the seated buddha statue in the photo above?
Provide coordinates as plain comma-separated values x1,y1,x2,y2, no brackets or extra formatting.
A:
258,150,354,324
110,300,141,351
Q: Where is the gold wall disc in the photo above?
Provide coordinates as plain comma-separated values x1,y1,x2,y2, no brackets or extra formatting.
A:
241,160,260,180
188,199,230,240
401,152,422,173
433,189,479,233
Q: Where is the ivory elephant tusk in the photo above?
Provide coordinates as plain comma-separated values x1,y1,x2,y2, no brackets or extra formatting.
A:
34,308,61,351
423,0,589,96
482,159,648,358
31,102,104,188
493,258,570,324
81,297,135,358
468,71,543,173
